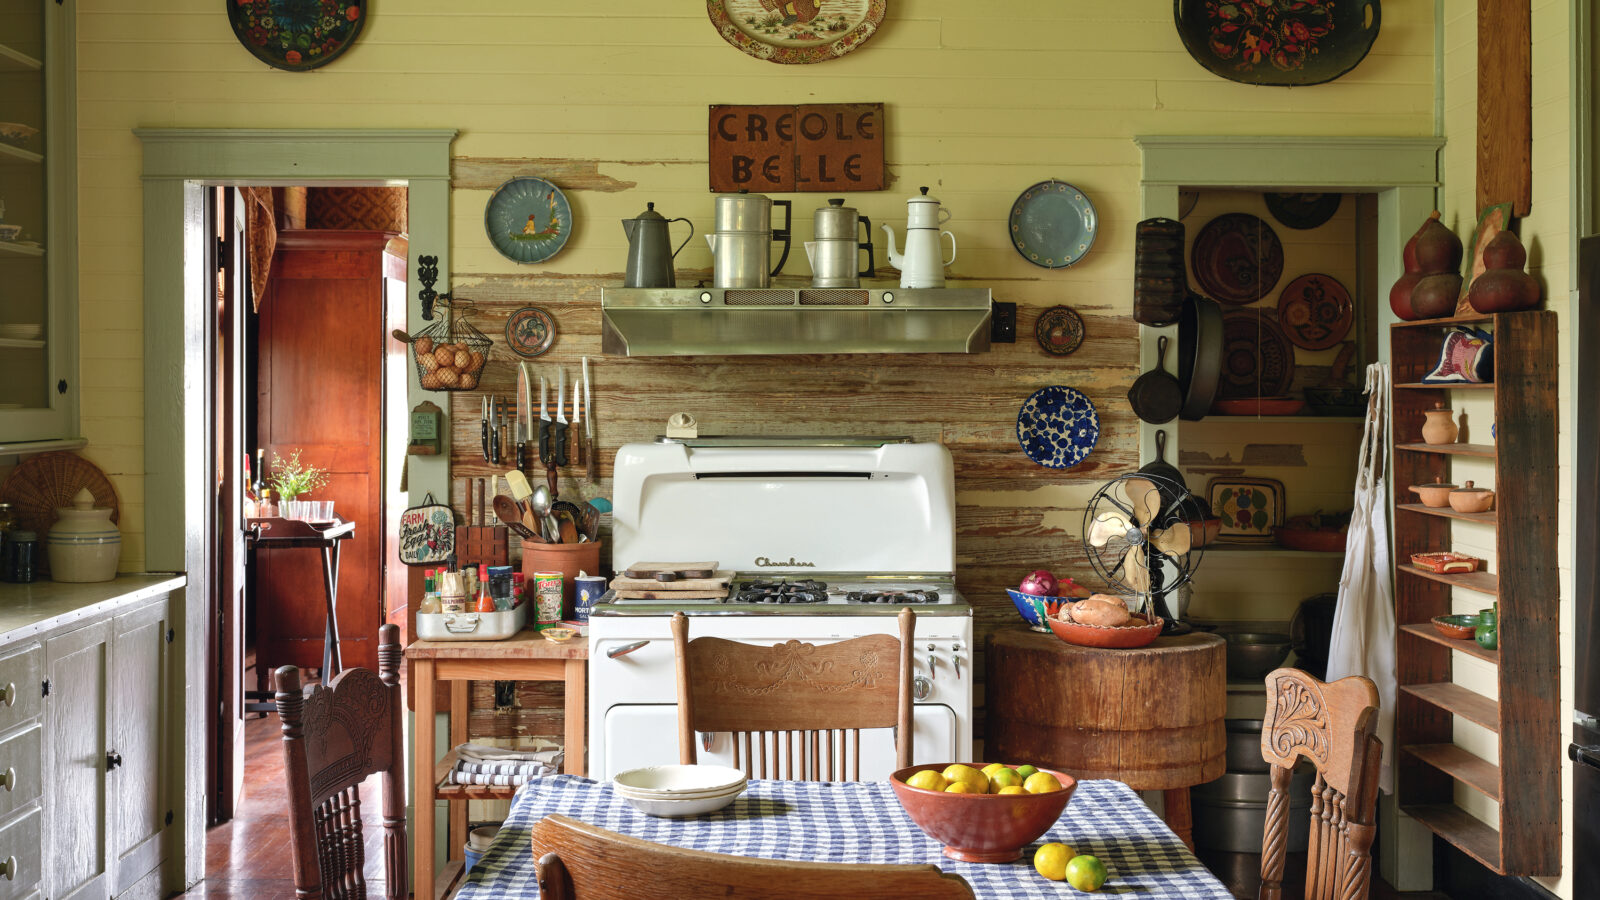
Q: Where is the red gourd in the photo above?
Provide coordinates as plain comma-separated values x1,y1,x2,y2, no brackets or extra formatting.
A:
1414,212,1464,272
1467,230,1541,313
1410,273,1464,319
1391,212,1465,320
1389,272,1423,320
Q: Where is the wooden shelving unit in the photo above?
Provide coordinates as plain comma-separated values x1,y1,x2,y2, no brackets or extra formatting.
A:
1389,310,1558,876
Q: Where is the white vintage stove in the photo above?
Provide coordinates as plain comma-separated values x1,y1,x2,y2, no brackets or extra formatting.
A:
587,436,974,780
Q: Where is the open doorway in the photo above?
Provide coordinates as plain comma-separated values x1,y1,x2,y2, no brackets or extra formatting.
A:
206,185,410,824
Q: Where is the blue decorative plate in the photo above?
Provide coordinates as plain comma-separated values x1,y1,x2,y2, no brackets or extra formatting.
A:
1016,386,1100,469
485,177,573,265
1009,181,1097,268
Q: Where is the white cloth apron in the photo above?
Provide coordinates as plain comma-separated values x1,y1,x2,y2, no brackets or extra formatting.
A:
1325,362,1398,794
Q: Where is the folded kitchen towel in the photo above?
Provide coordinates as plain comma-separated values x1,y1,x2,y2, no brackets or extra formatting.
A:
455,741,561,764
450,742,563,786
455,757,563,776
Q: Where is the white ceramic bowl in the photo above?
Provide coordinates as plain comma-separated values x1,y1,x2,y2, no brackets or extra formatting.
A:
616,783,745,818
612,764,746,796
615,780,748,801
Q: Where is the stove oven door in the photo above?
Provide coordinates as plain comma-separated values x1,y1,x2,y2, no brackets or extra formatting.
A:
601,702,958,781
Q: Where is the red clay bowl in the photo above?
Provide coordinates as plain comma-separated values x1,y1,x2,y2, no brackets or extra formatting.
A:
889,763,1078,863
1046,611,1164,649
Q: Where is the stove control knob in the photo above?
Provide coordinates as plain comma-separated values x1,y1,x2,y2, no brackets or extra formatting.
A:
700,291,713,304
912,675,932,701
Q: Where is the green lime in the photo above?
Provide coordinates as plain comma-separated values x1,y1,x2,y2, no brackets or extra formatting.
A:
1066,854,1108,892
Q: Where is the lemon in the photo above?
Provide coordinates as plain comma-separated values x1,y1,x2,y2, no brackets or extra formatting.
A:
1066,854,1108,891
906,769,948,792
1015,764,1039,779
980,762,1010,780
941,764,990,794
944,781,975,793
989,767,1024,790
1033,842,1075,881
997,785,1027,795
1024,771,1063,794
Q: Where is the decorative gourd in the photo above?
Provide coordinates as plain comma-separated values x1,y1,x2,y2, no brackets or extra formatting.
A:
1391,211,1464,321
1468,230,1541,313
1411,272,1464,319
1389,272,1423,320
1414,211,1464,272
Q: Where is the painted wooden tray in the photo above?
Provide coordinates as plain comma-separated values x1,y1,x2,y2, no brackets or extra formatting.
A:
1174,0,1381,86
1206,476,1286,544
707,0,887,65
227,0,367,72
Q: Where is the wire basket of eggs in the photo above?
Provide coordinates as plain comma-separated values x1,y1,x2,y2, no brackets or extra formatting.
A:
407,297,493,392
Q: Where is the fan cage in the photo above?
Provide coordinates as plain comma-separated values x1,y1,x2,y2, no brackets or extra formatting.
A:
1080,472,1205,604
408,299,494,392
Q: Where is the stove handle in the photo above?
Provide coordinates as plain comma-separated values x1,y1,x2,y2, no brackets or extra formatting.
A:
912,675,932,701
953,643,962,680
605,640,650,659
700,731,716,752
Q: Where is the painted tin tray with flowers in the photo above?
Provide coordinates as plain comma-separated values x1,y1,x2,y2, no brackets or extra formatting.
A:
708,0,887,64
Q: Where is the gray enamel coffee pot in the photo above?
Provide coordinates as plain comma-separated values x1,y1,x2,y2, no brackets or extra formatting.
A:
622,202,694,288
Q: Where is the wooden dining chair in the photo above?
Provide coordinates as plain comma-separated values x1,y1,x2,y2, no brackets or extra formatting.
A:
275,623,407,900
1258,667,1383,900
671,607,915,780
531,813,975,899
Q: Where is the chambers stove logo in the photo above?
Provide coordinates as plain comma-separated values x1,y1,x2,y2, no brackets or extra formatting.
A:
754,556,815,568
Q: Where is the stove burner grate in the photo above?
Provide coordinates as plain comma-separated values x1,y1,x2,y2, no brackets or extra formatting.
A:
845,590,941,605
730,579,830,604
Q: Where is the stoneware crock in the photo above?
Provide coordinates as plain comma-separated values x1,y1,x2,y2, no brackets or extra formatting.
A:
45,488,121,582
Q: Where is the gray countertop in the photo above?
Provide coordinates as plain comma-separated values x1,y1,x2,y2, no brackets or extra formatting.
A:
0,574,187,648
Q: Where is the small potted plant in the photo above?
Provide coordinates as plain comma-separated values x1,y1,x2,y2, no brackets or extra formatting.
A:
269,450,330,519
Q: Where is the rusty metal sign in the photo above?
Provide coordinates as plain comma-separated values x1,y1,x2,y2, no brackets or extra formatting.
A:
709,103,885,193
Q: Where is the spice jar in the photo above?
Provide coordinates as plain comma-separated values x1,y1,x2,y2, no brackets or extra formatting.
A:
4,531,38,584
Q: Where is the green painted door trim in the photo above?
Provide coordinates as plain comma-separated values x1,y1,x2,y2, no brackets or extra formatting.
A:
134,127,455,891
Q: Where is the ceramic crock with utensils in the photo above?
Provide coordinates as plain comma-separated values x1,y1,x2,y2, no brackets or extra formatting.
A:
881,187,956,289
804,198,875,288
705,190,792,288
622,202,694,288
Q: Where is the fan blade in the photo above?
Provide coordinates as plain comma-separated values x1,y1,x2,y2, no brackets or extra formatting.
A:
1087,512,1133,548
1124,545,1150,594
1150,522,1193,559
1124,477,1162,525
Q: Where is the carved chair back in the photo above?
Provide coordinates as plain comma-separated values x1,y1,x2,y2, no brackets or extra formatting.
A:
1258,667,1382,900
531,813,975,899
672,607,915,780
275,623,407,900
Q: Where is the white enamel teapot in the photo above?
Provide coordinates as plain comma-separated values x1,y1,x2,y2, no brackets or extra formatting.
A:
881,187,956,289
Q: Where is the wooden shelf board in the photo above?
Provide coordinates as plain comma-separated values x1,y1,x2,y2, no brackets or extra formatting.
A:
1403,743,1501,800
1190,415,1366,424
1400,682,1500,733
1394,382,1495,390
1404,803,1502,873
1395,442,1497,458
1202,543,1345,558
1396,503,1497,526
1399,623,1500,663
1397,563,1499,596
0,241,43,259
432,747,526,800
0,338,43,350
0,43,42,71
0,143,41,165
1390,314,1494,330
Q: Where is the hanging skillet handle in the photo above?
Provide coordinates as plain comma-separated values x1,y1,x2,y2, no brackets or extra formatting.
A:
668,218,695,260
769,199,792,277
856,215,876,278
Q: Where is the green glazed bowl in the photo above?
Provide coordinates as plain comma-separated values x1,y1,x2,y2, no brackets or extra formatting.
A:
1431,614,1480,640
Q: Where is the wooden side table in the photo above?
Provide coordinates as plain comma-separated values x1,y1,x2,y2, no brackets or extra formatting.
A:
246,518,355,711
985,626,1226,849
406,631,588,898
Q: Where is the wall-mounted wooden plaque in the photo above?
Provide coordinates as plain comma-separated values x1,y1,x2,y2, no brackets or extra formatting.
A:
709,103,886,193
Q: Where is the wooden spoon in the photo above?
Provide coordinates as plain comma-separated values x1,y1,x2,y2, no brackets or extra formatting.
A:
492,494,536,539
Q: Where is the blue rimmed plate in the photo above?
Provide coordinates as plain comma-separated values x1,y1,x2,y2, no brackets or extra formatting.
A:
485,176,573,265
1017,386,1100,469
1009,181,1097,269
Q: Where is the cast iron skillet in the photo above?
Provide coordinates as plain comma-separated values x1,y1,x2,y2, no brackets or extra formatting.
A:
1128,335,1183,424
1177,292,1222,421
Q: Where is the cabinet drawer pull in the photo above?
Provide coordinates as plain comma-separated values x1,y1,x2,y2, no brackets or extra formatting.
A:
1,855,15,881
0,683,14,707
0,768,14,792
106,750,123,771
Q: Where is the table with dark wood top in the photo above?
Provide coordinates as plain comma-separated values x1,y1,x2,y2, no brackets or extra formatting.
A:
405,631,589,899
984,626,1227,849
246,518,355,683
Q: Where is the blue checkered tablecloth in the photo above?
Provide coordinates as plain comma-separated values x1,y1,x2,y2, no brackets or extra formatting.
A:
454,775,1232,898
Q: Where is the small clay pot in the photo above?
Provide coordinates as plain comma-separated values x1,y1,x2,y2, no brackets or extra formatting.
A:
1420,403,1458,445
1449,481,1496,514
1408,479,1458,508
1410,272,1464,319
1389,271,1424,321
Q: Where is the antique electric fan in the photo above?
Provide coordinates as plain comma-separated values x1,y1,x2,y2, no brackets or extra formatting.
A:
1081,472,1207,633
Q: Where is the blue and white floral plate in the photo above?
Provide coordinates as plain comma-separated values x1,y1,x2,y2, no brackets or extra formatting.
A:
1016,386,1100,469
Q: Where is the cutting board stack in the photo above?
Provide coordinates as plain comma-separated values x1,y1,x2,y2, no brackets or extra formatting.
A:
610,562,732,600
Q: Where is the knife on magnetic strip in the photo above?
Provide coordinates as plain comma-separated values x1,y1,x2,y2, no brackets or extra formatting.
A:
583,356,596,483
517,362,531,471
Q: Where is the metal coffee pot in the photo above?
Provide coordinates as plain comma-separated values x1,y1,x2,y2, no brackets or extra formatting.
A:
705,190,792,288
803,198,875,288
881,187,957,289
622,202,694,288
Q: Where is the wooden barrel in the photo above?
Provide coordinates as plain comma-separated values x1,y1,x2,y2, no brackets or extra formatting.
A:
984,627,1226,791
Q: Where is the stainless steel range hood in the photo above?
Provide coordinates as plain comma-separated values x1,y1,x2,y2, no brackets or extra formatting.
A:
600,287,992,356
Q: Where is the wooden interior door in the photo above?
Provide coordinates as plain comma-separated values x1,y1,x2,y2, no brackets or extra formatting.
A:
256,229,399,677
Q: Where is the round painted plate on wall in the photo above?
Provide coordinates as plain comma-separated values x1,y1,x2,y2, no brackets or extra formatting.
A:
1218,308,1296,399
1276,273,1353,350
227,0,367,72
1264,192,1341,230
1009,181,1098,269
707,0,887,65
485,177,573,265
505,306,557,358
1191,212,1284,305
1016,386,1100,470
1035,305,1086,356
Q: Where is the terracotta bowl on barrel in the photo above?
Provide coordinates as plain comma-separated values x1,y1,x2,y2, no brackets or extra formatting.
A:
889,764,1078,863
1046,611,1163,649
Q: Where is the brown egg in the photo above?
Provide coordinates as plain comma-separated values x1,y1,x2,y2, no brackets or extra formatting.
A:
419,353,440,373
420,371,441,390
453,349,471,370
437,367,461,388
459,371,479,390
467,350,485,373
433,345,455,367
414,336,434,356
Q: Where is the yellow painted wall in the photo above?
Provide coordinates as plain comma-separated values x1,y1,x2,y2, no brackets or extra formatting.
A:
1440,2,1574,897
73,1,1438,574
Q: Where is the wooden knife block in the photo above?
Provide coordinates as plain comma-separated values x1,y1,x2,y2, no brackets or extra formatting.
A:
455,525,508,568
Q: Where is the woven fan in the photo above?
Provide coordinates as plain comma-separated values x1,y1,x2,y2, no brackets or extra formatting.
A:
0,451,121,548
